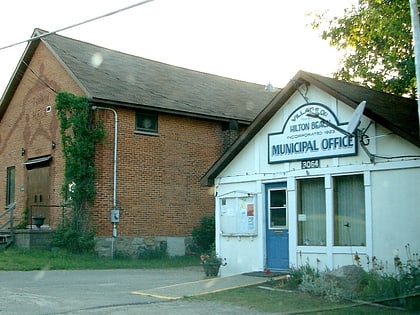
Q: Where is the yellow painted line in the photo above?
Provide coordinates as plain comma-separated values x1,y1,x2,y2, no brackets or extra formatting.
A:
140,277,217,291
131,290,181,300
132,274,289,300
187,275,288,297
184,280,263,297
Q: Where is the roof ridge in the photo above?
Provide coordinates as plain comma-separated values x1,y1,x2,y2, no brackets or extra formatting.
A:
40,29,272,89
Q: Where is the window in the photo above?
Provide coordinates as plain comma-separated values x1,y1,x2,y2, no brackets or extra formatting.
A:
6,166,15,206
135,110,158,133
297,178,326,246
268,189,287,228
334,175,365,246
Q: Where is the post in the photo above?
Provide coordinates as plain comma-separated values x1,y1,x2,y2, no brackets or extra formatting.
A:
409,0,420,133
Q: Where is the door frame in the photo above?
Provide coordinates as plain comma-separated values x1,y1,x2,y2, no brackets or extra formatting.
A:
265,182,289,270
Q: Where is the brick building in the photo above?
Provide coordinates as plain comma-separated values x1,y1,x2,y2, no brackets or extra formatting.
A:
0,29,275,255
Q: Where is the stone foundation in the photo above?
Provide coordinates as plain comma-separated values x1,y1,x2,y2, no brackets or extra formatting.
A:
13,228,53,250
95,236,194,258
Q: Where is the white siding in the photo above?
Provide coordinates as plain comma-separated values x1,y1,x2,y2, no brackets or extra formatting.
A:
215,85,420,276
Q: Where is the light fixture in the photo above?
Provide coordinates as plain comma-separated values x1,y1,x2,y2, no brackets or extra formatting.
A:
21,148,25,156
52,141,56,150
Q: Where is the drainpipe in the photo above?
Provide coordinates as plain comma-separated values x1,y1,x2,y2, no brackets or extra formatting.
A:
91,106,118,257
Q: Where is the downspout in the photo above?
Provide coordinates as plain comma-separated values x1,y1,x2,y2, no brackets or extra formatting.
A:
92,106,118,208
91,105,119,257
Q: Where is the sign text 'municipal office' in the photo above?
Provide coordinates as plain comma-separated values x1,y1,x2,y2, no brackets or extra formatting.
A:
268,103,357,164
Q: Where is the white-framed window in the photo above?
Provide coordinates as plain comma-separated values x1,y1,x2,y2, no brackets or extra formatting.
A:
333,174,366,246
297,177,326,246
268,188,287,229
296,174,366,247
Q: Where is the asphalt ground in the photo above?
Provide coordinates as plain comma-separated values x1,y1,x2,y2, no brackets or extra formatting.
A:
0,267,274,314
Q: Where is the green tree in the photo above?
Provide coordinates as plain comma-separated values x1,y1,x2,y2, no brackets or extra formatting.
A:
312,0,415,97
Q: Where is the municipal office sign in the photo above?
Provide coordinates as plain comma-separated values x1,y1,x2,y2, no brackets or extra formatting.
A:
268,103,357,163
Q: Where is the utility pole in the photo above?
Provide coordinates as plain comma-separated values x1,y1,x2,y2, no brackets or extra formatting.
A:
409,0,420,133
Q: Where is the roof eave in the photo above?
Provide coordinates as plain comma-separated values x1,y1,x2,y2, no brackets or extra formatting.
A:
300,71,420,147
201,80,297,186
201,70,420,186
0,39,40,121
41,37,91,97
89,97,254,124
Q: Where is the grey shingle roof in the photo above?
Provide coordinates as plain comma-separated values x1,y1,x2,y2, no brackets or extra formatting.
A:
201,70,420,186
303,71,419,145
39,30,276,123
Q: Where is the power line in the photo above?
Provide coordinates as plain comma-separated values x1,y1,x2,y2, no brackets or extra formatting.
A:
0,0,155,52
22,60,58,95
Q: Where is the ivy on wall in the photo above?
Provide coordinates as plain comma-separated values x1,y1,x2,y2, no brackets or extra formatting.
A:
55,92,104,250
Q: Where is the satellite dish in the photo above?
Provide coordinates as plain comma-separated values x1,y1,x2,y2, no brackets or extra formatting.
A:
346,101,366,134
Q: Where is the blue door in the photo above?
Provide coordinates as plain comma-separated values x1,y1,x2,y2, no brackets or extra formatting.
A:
266,183,289,270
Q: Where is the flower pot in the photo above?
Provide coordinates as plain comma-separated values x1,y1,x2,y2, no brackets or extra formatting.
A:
32,216,45,228
202,263,221,277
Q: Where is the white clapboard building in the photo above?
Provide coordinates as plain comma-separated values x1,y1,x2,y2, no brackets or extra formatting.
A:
202,71,420,276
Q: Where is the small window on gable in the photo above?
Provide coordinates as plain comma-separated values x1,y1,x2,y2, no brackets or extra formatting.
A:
135,110,158,134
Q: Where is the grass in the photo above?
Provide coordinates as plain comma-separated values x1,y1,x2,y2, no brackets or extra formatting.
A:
1,249,417,313
190,284,416,314
0,248,198,270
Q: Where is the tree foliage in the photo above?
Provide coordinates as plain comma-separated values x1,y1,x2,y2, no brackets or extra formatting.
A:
312,0,415,97
55,92,105,251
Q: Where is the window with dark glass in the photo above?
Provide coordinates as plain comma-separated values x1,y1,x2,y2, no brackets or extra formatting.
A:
6,166,15,206
135,110,158,133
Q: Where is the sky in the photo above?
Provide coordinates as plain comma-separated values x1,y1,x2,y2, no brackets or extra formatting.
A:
0,0,357,96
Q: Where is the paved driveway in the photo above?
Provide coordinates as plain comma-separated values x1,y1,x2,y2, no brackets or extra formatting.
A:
0,267,269,314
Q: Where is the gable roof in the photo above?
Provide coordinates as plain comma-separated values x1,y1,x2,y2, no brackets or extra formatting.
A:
201,70,420,186
0,29,277,123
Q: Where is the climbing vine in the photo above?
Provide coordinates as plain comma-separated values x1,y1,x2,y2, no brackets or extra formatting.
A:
55,92,105,252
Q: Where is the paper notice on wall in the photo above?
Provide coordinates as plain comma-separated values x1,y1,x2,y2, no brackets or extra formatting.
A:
248,217,255,230
221,198,235,216
220,195,257,235
247,204,254,216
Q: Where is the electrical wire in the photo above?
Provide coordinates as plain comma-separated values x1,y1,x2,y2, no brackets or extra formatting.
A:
22,61,58,94
0,0,155,52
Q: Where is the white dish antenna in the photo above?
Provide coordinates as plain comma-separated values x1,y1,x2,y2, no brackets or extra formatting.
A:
346,101,366,134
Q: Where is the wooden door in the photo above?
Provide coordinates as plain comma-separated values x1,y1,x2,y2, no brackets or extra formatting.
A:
27,166,50,224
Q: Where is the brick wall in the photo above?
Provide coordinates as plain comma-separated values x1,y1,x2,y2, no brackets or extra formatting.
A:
0,41,233,244
0,42,83,228
92,109,222,237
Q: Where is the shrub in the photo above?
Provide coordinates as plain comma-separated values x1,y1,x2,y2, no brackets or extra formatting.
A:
53,225,95,254
138,242,168,259
287,263,320,289
191,215,215,254
288,245,420,310
357,245,420,310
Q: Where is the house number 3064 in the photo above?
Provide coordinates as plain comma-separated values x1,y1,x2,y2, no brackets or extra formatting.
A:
301,159,320,169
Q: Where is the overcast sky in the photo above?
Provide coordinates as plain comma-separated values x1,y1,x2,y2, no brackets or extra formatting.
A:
0,0,356,96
